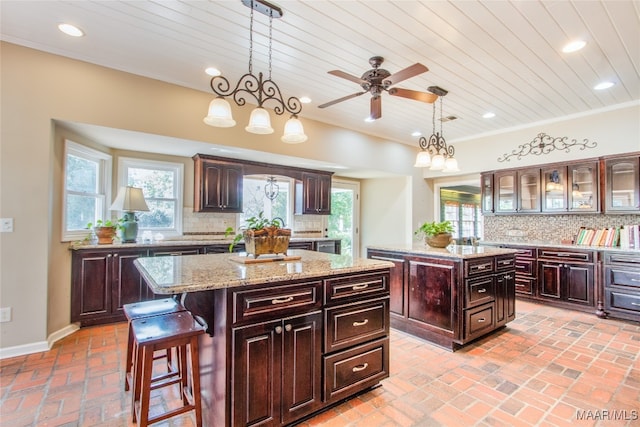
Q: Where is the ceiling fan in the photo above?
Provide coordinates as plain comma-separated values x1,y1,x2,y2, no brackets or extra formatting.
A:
318,56,439,120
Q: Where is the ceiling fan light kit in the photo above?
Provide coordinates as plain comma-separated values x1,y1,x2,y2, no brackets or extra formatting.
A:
319,56,438,120
203,0,306,142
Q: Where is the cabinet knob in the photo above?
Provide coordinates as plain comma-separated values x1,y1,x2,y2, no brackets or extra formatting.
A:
478,288,487,293
275,326,283,334
113,254,118,257
477,317,486,323
107,254,112,258
284,324,292,332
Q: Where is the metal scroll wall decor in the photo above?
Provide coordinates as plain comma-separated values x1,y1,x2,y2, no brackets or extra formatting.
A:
497,133,597,162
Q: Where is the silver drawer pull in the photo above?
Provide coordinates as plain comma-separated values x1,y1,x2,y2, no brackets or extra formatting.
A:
478,289,487,293
477,318,486,323
352,363,369,372
353,319,369,327
476,265,487,270
352,283,369,290
632,303,640,306
272,296,294,304
516,265,526,269
632,279,640,282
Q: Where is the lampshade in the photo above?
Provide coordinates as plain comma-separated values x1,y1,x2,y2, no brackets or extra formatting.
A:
281,116,308,143
443,157,460,172
109,186,149,212
246,107,274,134
430,154,446,170
414,151,432,168
203,97,236,127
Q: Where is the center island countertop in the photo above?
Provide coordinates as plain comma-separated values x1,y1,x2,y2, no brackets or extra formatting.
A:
367,243,518,259
134,249,394,295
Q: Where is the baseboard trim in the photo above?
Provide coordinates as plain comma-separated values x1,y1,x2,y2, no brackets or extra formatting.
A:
0,323,80,360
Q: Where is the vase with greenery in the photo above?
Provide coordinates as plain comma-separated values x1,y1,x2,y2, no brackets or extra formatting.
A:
225,212,291,257
415,220,454,248
87,219,123,244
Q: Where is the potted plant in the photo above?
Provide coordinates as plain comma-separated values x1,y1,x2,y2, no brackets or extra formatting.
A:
226,212,291,257
87,219,123,244
415,220,454,248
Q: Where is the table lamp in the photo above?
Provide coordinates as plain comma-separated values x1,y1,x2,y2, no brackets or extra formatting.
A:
109,186,149,243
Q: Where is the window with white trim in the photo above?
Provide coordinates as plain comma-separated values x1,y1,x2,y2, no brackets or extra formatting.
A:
118,157,184,236
63,140,112,241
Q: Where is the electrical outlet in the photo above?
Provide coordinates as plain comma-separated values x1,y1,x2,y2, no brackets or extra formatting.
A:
0,218,14,233
0,307,11,323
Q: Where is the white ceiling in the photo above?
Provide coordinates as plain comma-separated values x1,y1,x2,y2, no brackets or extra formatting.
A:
2,0,639,164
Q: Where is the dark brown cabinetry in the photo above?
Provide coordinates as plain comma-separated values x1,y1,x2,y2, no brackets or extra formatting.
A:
71,248,150,326
481,172,494,214
295,172,332,215
541,162,599,213
494,168,540,213
367,249,516,350
603,252,640,322
536,249,594,309
148,246,202,256
604,155,640,213
193,154,243,212
513,247,537,296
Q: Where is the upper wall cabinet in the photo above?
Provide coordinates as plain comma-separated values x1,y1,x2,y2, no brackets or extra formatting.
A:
541,162,599,213
494,168,540,213
605,155,640,213
295,172,332,215
193,155,243,213
480,173,494,214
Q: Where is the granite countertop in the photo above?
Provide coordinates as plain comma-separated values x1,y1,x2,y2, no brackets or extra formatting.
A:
481,240,640,253
134,249,394,294
69,236,339,250
367,243,518,259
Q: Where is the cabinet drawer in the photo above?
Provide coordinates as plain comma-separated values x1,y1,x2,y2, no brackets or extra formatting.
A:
604,252,640,266
325,298,389,353
232,281,322,324
323,338,389,403
515,277,535,296
465,258,494,276
466,276,495,308
465,303,496,341
605,267,640,289
605,289,640,313
537,249,593,263
515,259,535,277
325,272,389,305
496,255,515,271
514,247,536,258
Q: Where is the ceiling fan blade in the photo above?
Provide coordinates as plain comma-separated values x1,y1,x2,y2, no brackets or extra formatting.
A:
327,70,368,85
318,91,366,108
383,63,429,87
388,87,438,103
371,96,382,120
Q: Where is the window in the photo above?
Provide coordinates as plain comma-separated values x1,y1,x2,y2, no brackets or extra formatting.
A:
63,140,112,241
440,187,483,243
118,158,184,236
241,175,292,227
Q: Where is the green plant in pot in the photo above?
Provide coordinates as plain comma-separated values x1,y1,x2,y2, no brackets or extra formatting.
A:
87,218,124,244
415,220,454,248
225,212,291,257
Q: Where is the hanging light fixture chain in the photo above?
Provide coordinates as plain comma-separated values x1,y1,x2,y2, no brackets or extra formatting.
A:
248,4,254,74
439,97,443,136
269,14,273,80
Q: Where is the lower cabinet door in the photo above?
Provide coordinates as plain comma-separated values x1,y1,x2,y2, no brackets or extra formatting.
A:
111,249,149,313
408,259,457,331
323,338,389,404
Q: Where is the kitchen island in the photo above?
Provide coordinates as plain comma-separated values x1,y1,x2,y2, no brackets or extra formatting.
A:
135,250,394,427
367,244,518,351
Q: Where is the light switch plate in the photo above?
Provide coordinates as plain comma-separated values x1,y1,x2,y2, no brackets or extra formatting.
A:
0,307,11,323
0,218,14,232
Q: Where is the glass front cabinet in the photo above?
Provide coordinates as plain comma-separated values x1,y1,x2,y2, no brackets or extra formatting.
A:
481,173,494,214
605,155,640,212
541,162,599,213
494,168,540,213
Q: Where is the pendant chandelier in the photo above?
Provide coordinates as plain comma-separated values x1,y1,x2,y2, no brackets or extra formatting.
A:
203,0,307,143
414,87,459,172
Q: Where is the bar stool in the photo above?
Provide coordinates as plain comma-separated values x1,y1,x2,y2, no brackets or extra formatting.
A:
123,298,186,392
130,311,204,427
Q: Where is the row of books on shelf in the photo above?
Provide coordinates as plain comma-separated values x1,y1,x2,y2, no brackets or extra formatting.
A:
575,225,640,249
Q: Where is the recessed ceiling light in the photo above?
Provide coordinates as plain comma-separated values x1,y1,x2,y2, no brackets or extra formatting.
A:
483,112,496,119
58,23,84,37
411,131,421,137
594,81,615,90
299,96,312,104
364,117,375,123
205,67,221,77
562,40,586,53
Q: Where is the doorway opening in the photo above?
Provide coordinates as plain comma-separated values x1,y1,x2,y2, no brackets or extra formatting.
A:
329,179,360,258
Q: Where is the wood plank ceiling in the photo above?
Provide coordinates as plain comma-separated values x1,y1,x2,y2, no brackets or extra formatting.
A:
1,0,638,148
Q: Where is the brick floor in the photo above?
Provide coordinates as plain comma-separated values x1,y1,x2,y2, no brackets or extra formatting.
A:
0,301,638,426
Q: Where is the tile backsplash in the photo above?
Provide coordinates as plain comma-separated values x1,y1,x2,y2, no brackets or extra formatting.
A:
182,209,327,238
484,213,640,243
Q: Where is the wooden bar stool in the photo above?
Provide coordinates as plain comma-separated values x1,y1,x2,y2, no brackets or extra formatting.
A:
130,311,204,427
123,298,186,391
